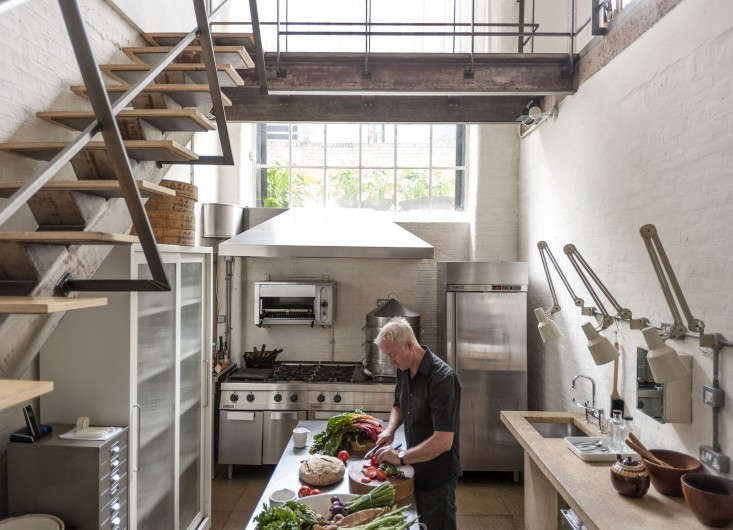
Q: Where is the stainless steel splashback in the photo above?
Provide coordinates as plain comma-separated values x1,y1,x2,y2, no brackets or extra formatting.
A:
446,261,528,287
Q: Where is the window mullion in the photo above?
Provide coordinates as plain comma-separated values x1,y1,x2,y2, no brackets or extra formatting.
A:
358,124,363,208
288,122,292,207
393,124,397,211
323,123,327,207
429,124,433,210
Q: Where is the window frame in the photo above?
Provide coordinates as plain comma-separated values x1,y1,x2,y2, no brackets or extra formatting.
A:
255,123,466,211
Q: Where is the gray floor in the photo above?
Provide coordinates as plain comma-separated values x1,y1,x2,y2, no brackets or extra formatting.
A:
211,466,524,530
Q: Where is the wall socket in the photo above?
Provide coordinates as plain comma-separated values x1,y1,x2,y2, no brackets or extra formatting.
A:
703,385,725,407
700,445,730,474
217,315,226,324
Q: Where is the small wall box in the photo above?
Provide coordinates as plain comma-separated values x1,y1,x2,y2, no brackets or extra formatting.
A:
637,348,692,424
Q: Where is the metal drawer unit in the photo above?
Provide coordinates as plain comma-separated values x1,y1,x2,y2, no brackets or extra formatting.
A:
9,424,129,530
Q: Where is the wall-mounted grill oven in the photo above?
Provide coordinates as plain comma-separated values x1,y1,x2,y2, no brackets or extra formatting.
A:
254,281,335,327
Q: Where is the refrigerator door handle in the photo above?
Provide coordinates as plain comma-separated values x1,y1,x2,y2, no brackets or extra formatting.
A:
446,292,456,369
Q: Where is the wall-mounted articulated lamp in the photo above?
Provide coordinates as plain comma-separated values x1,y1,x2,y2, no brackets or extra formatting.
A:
641,223,731,473
534,241,585,343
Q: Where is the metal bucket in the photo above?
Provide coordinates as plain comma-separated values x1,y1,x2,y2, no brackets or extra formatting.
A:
364,298,420,377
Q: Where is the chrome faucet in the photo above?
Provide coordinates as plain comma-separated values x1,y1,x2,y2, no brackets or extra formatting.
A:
571,374,604,430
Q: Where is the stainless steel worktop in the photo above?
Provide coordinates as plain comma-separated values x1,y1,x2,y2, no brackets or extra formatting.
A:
245,420,419,529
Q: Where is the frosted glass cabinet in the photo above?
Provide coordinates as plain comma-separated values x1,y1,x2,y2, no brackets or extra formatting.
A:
40,245,213,530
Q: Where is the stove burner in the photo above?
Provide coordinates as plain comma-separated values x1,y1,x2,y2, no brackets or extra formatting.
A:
227,361,380,384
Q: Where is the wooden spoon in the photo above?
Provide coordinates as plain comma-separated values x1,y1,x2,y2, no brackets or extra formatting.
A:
626,433,673,468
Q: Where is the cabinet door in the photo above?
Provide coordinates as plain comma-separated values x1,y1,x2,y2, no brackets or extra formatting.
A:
179,260,205,530
136,262,177,529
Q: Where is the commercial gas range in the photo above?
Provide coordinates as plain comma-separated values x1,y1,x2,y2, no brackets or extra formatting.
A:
219,362,395,469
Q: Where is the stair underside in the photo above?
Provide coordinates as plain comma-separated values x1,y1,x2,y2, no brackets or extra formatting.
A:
0,379,54,410
100,63,243,87
0,232,139,245
124,45,254,70
0,140,197,163
0,296,107,314
71,84,232,110
37,109,215,133
143,32,254,51
0,179,176,199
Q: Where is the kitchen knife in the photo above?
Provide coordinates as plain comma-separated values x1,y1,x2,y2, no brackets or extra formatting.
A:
365,442,402,460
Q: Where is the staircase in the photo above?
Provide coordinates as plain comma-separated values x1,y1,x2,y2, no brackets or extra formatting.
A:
0,0,255,396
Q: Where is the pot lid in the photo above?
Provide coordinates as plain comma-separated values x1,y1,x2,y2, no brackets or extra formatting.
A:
367,298,419,319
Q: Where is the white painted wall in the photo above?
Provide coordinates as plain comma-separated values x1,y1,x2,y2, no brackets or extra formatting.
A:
519,0,733,460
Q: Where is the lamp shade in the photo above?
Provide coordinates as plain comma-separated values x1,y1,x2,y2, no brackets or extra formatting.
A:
641,327,689,383
535,307,562,343
581,322,619,365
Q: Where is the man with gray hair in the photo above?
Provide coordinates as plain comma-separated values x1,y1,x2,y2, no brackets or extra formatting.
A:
373,317,461,530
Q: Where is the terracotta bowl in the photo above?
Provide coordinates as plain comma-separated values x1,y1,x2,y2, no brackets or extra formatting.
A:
642,449,702,496
682,473,733,527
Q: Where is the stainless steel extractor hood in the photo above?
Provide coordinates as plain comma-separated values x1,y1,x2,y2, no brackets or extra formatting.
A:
218,209,434,259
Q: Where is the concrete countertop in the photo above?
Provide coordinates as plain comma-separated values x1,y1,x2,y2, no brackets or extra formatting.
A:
245,420,419,529
500,410,710,530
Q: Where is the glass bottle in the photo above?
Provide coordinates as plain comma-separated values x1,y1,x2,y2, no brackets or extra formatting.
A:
610,411,626,451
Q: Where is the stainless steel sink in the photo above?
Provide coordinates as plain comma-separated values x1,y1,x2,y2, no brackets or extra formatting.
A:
529,420,586,438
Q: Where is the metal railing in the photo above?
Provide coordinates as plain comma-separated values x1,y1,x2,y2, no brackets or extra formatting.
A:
0,0,235,293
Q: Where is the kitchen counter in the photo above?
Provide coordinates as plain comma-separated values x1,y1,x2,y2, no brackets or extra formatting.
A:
500,410,710,530
245,420,419,529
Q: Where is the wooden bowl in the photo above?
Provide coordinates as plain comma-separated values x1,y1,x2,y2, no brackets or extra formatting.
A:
682,473,733,527
642,449,702,496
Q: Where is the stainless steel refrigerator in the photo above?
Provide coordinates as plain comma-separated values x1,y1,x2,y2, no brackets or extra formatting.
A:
445,261,528,473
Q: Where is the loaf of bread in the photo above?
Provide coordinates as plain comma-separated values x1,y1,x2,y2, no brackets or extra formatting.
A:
299,455,345,486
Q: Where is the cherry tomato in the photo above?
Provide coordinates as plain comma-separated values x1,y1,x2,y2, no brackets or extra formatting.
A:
337,450,350,463
298,486,312,498
365,466,378,479
361,476,372,484
310,489,321,495
370,455,378,467
376,468,387,481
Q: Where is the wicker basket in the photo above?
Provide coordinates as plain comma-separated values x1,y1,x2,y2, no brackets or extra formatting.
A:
132,180,197,246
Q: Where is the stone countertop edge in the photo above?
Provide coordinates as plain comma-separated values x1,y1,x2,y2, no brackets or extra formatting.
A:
500,410,710,530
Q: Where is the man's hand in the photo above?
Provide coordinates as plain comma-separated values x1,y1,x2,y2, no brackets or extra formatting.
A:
375,428,394,447
375,444,401,466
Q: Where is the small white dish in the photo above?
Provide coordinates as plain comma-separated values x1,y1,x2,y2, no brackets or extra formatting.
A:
565,436,637,462
269,488,296,506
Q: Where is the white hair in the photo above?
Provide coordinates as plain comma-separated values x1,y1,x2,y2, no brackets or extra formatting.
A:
374,317,419,348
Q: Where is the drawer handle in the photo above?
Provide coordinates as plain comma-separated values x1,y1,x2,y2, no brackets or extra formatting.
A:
111,500,121,512
111,514,121,526
111,458,120,468
111,444,120,454
111,472,121,483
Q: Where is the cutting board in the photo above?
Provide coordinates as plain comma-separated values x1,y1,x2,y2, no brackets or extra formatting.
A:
347,460,415,501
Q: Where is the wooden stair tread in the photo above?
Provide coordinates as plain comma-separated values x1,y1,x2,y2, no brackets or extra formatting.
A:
37,109,215,133
100,63,243,87
143,32,254,51
0,179,176,199
0,140,198,162
0,231,139,245
0,380,53,410
123,45,254,70
0,296,107,314
71,83,232,108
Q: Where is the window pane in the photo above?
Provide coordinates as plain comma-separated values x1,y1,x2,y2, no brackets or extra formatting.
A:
361,169,394,210
361,124,395,167
326,169,359,208
291,168,324,207
432,125,458,167
262,167,289,208
326,124,360,166
431,169,457,210
396,169,429,211
396,124,430,167
262,124,289,166
292,124,325,166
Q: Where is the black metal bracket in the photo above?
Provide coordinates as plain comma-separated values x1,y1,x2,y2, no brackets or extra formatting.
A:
56,272,170,295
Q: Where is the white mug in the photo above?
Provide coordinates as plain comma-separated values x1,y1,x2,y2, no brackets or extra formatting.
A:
293,427,310,448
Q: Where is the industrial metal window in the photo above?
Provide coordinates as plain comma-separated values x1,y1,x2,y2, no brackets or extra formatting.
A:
256,123,466,211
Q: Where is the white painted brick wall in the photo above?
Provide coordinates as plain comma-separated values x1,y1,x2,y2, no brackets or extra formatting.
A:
520,0,733,460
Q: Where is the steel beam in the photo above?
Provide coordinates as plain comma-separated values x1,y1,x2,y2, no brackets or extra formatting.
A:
223,92,535,123
235,52,576,94
248,0,268,94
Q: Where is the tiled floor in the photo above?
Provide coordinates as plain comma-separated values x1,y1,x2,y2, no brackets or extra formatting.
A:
212,466,524,530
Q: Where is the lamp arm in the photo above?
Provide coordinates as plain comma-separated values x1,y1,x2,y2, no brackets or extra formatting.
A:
640,224,704,339
563,244,616,330
537,241,583,313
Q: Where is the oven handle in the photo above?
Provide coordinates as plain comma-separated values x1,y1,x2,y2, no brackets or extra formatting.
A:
269,411,299,420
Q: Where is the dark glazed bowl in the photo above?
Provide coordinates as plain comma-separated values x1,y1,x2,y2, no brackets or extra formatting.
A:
682,473,733,527
610,455,650,498
642,449,702,496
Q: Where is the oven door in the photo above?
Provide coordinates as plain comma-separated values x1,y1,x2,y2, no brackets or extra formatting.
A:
219,410,263,465
263,411,307,464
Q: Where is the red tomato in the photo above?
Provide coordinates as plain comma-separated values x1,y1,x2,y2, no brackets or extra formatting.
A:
370,456,378,467
298,486,312,498
365,466,378,479
361,476,372,484
337,450,350,463
310,489,321,495
375,468,387,481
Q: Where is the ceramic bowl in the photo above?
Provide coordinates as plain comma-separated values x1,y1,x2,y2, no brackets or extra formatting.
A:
642,449,702,496
682,473,733,527
610,455,650,498
268,488,296,506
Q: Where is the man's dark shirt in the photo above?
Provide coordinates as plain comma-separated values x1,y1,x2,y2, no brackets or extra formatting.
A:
393,345,461,490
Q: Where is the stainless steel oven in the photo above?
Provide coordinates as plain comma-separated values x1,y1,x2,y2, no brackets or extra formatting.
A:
263,411,308,464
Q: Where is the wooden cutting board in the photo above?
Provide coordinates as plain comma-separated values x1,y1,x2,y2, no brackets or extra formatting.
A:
347,460,414,501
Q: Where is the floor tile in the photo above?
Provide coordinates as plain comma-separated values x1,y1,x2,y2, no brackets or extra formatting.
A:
499,487,523,515
233,488,262,515
456,485,510,515
456,515,516,530
210,510,229,530
223,511,251,530
512,514,524,529
213,488,245,512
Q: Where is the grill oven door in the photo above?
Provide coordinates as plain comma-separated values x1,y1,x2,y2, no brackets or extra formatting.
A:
263,411,307,464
